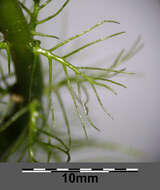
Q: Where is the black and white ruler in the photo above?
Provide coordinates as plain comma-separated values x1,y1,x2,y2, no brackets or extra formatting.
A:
22,167,139,173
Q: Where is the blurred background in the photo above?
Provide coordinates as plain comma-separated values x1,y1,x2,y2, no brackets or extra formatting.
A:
23,0,160,161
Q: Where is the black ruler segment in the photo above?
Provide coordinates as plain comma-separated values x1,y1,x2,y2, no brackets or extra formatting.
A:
115,168,127,170
69,168,80,171
22,168,34,171
51,170,80,173
45,168,57,171
109,170,137,173
92,168,104,171
22,168,139,173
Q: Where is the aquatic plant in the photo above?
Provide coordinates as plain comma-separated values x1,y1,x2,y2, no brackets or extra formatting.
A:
0,0,143,162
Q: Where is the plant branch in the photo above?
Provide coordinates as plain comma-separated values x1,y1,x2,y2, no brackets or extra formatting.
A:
37,0,70,24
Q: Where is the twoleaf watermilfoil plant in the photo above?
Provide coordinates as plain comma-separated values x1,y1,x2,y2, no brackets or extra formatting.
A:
0,0,143,162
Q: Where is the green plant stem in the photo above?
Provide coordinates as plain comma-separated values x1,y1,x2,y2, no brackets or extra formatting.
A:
0,0,43,160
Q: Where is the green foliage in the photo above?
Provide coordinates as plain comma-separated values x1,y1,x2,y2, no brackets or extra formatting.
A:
0,0,143,162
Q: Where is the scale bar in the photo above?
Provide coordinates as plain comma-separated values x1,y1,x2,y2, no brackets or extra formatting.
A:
22,168,139,173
